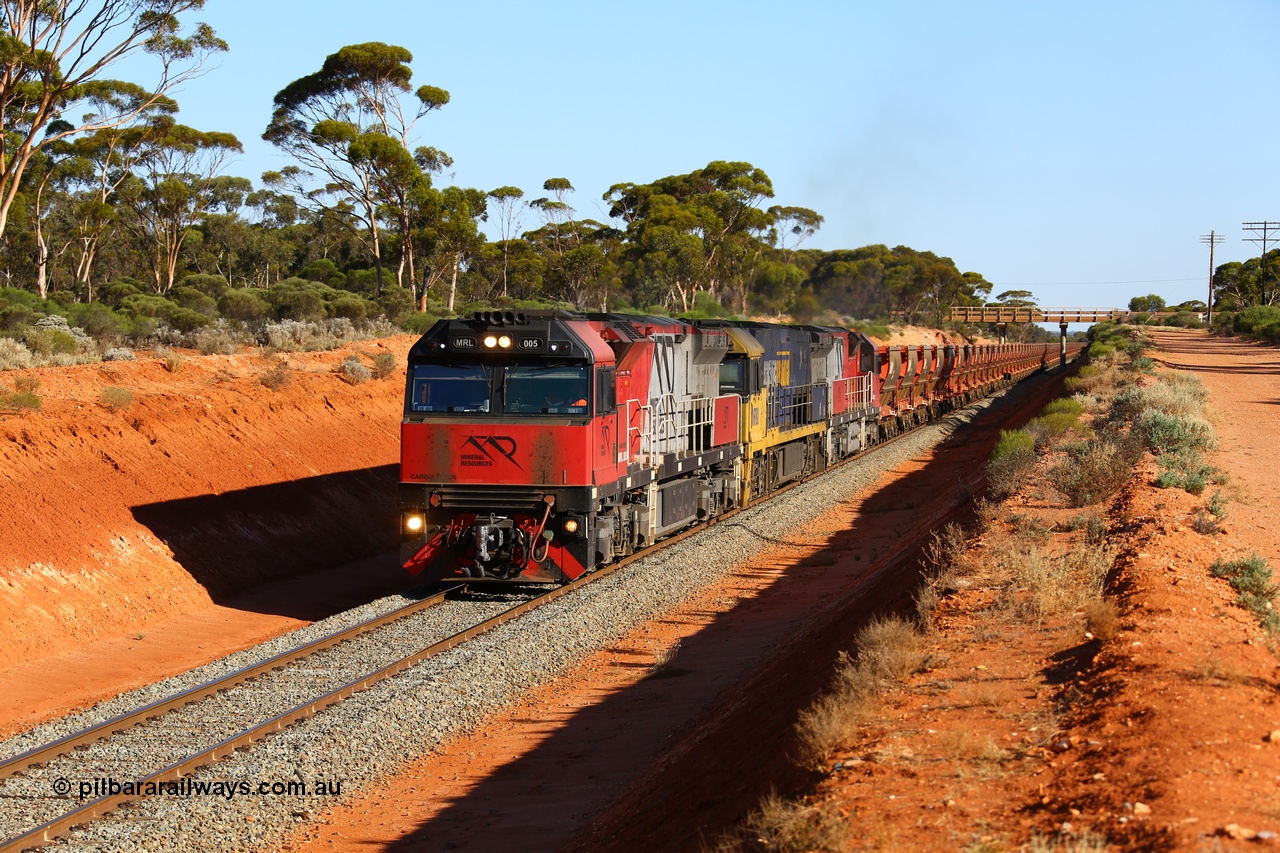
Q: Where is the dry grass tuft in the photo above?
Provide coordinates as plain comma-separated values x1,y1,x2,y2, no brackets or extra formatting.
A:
922,522,972,596
712,791,848,852
99,385,135,411
259,359,291,391
1083,598,1120,641
794,616,924,769
1028,830,1110,853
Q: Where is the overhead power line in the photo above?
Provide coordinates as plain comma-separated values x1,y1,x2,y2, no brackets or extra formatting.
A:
1200,231,1225,324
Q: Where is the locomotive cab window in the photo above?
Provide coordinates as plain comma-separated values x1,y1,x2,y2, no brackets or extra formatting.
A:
504,364,590,414
596,366,616,414
719,357,745,396
409,363,492,413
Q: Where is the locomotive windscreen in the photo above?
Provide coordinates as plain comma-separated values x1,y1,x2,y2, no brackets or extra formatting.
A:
408,361,591,416
504,364,589,414
409,364,492,413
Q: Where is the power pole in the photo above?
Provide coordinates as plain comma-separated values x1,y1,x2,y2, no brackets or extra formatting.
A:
1242,221,1280,309
1200,231,1224,325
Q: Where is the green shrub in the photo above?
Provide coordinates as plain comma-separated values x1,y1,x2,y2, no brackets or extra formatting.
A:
329,295,371,322
1128,356,1155,373
371,351,397,379
98,277,146,307
165,306,211,333
987,429,1037,499
1027,412,1083,446
170,286,219,317
991,429,1035,461
100,386,135,411
1063,364,1099,393
217,288,270,322
1041,398,1084,418
266,279,333,321
2,373,41,411
1137,409,1216,456
64,301,126,342
401,312,445,335
177,273,229,298
1153,452,1213,495
24,327,79,356
1050,435,1143,506
1234,305,1280,335
118,293,177,320
1210,553,1280,631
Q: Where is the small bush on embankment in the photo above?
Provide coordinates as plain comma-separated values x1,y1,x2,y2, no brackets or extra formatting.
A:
986,429,1037,498
1,373,41,411
1211,554,1280,633
792,615,925,771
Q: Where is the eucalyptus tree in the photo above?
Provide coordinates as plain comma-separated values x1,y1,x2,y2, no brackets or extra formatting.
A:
113,124,243,293
994,289,1037,306
417,184,487,311
263,42,448,295
605,161,775,312
49,85,181,299
0,0,225,241
767,205,823,266
1128,294,1167,313
486,185,524,296
524,181,617,309
1212,254,1280,309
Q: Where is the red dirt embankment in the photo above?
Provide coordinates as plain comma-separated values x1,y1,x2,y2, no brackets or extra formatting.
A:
0,338,417,673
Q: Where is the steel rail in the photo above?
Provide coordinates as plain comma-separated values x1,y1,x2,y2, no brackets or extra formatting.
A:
0,585,461,783
1,358,1075,852
1,577,612,852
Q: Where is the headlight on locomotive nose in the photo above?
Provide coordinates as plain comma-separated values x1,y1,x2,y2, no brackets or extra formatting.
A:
563,517,579,534
404,513,425,534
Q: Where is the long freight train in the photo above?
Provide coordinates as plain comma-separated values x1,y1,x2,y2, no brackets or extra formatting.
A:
399,310,1079,583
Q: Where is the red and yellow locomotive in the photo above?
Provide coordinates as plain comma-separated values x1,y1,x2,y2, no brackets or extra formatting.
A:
399,310,1076,584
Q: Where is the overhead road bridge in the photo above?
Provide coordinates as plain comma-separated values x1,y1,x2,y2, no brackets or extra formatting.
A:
945,306,1187,325
943,306,1193,366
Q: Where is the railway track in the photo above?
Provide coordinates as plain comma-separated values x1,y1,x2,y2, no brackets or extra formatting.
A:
0,371,1062,852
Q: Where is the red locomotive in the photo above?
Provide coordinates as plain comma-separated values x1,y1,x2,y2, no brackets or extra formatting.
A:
399,310,1075,583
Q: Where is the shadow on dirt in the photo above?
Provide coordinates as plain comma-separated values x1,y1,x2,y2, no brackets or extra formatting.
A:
131,464,403,616
375,367,1080,853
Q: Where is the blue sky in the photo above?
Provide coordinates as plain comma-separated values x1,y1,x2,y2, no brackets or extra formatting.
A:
140,0,1280,310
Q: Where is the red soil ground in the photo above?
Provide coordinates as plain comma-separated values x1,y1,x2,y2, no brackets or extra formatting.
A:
0,337,419,737
3,328,1276,853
